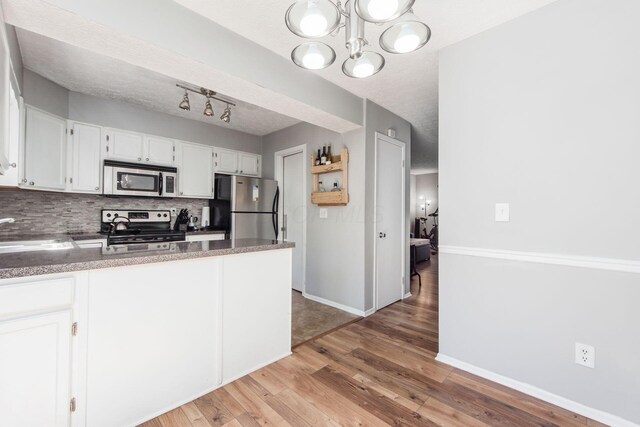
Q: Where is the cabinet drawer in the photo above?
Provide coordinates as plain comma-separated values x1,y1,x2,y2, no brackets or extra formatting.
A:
0,277,74,319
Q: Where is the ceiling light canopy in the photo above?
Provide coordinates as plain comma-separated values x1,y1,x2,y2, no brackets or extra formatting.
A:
285,0,341,38
285,0,430,78
291,41,336,70
354,0,415,23
176,83,236,123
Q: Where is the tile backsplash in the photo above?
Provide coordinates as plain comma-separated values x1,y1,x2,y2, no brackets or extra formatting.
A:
0,189,208,237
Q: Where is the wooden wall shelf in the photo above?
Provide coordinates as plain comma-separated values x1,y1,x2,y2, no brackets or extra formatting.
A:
311,148,349,206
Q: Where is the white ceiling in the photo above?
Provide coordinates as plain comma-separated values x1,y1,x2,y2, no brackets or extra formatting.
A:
15,28,300,136
174,0,559,172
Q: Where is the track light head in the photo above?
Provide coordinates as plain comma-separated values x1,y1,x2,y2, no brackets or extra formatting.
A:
178,91,190,111
220,104,231,123
203,98,214,117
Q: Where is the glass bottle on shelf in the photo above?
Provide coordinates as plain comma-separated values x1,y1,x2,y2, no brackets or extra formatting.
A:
320,145,327,165
318,181,326,192
326,144,333,165
331,181,340,192
315,149,321,166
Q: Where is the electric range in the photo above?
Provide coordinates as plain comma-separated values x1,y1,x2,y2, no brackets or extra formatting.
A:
101,209,185,247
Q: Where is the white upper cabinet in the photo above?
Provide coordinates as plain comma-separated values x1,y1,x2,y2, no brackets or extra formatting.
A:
0,81,21,187
104,129,175,166
144,135,174,166
24,107,66,191
214,147,238,174
104,128,144,163
214,148,261,177
69,122,102,193
176,141,213,198
239,152,260,176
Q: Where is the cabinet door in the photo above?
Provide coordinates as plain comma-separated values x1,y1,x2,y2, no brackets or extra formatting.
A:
238,152,260,176
24,107,66,190
106,129,144,162
144,135,174,166
0,82,21,186
177,141,213,198
70,123,102,193
214,148,238,174
0,310,72,427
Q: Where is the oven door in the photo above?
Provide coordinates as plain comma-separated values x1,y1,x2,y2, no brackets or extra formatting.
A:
104,165,161,197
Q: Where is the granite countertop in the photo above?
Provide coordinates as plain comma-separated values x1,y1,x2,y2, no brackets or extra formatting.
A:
0,238,294,280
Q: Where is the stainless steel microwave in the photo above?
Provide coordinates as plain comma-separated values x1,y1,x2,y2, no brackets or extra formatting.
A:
103,160,177,198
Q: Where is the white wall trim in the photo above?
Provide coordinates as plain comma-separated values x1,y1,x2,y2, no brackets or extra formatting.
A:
440,245,640,274
364,308,376,317
274,144,307,293
436,354,639,427
303,292,365,317
403,292,412,299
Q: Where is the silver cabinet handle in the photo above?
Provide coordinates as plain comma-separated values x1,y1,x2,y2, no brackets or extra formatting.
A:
378,232,386,238
9,163,16,168
95,187,100,191
180,191,184,195
29,181,35,186
21,178,27,183
138,157,142,161
146,158,149,161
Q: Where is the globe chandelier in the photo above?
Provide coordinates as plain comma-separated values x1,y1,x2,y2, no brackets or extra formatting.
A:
286,0,431,78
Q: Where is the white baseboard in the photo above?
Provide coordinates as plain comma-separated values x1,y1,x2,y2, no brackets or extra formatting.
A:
303,292,365,316
403,292,412,299
220,352,292,387
364,307,376,317
436,354,639,427
439,245,640,274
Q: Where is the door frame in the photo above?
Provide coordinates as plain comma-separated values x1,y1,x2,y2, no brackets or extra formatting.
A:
274,144,307,293
373,132,407,311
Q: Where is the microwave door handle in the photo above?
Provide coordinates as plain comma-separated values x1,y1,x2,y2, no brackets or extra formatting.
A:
159,172,163,196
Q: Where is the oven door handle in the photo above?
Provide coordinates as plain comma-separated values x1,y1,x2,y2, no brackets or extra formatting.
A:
159,172,163,196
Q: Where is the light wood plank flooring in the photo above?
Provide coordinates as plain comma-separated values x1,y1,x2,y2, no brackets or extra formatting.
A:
143,256,605,426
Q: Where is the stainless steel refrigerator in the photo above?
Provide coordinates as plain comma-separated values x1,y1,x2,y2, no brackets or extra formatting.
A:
209,175,279,240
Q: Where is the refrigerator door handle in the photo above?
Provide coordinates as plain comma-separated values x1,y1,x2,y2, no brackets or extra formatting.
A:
272,186,280,240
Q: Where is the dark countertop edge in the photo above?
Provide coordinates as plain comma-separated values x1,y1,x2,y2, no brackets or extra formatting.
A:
0,242,294,280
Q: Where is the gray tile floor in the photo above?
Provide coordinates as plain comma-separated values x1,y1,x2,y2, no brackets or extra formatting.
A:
291,291,359,347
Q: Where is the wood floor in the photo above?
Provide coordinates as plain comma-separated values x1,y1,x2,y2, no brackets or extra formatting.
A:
142,256,606,427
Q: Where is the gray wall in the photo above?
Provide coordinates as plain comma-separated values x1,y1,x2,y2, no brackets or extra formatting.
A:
0,189,207,237
363,100,412,308
22,70,262,153
5,24,22,91
439,0,640,423
262,122,366,311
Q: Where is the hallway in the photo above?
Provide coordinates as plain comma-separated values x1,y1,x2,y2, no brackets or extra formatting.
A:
143,255,600,426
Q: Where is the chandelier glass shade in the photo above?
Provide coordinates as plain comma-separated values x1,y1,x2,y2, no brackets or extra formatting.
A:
354,0,415,23
285,0,341,38
286,0,430,78
342,51,385,78
291,41,336,70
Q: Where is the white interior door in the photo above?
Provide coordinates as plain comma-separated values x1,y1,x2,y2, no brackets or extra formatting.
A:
282,152,304,292
375,134,406,310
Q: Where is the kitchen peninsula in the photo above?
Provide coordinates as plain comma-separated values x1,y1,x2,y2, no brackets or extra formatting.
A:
0,238,293,427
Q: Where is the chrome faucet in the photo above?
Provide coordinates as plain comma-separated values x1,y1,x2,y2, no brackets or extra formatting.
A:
0,218,15,225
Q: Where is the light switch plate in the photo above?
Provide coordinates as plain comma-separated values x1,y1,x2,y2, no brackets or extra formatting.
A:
319,208,328,219
495,203,510,222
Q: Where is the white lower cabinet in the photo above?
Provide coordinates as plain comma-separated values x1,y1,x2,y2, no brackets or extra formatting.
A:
85,258,221,427
0,275,77,427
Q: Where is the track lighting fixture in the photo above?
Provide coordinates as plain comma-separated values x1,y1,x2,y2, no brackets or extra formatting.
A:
285,0,430,78
178,91,190,111
176,83,236,123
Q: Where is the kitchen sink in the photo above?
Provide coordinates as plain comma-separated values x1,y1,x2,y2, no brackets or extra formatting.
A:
0,239,78,254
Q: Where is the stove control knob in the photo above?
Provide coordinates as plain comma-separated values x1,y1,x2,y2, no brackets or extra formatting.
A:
106,213,112,218
157,213,161,217
163,213,168,217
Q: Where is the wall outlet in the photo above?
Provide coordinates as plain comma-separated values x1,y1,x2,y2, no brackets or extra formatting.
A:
575,343,595,368
495,203,510,222
319,208,328,219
